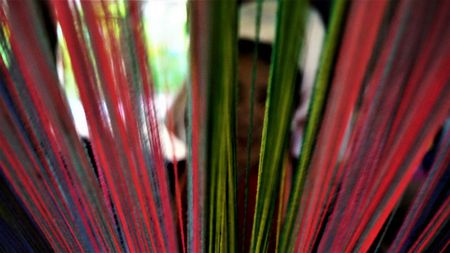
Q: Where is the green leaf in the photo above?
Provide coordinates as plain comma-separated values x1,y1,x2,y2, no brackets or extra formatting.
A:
277,1,348,252
204,1,238,252
249,0,308,252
